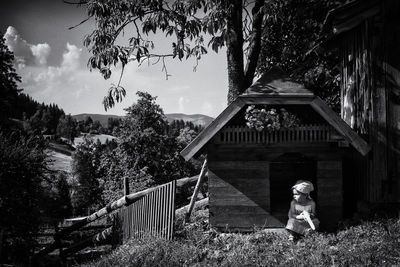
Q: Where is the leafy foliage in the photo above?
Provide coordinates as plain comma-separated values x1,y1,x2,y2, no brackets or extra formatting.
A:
0,35,21,123
245,105,300,132
78,0,344,109
0,131,49,260
75,0,269,108
41,172,73,223
71,91,199,209
71,137,103,215
57,114,78,142
257,0,344,109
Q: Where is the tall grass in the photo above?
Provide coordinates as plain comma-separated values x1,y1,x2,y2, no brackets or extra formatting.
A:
83,209,400,267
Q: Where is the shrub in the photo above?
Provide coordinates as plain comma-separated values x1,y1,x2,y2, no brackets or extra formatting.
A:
0,131,49,262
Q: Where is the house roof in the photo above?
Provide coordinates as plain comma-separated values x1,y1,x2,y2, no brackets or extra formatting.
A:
321,0,380,37
242,67,313,97
180,70,371,161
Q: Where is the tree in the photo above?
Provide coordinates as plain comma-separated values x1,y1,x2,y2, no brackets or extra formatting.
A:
56,114,78,143
256,0,343,109
0,35,21,123
69,0,265,108
0,132,48,261
71,137,103,215
74,0,343,109
41,172,73,223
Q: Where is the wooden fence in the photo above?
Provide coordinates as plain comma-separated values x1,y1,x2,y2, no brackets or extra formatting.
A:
118,180,176,240
34,175,199,261
216,124,339,144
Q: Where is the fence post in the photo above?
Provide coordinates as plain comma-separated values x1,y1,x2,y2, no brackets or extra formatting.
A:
185,159,208,222
124,177,130,196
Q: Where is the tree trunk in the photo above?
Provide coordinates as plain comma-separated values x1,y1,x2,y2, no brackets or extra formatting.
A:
226,0,264,104
227,0,245,104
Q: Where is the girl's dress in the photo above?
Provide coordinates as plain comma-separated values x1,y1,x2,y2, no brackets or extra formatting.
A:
285,200,320,235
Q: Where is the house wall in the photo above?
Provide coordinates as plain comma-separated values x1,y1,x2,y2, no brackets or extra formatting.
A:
339,1,400,202
207,144,343,231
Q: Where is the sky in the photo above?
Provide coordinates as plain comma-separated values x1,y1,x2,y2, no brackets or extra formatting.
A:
0,0,228,117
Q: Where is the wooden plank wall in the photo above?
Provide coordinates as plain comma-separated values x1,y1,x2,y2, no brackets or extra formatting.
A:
384,0,400,202
216,124,335,145
208,161,284,231
341,19,386,202
317,161,343,231
118,180,176,241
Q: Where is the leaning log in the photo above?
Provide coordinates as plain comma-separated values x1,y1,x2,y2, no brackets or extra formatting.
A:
62,226,113,256
185,159,208,222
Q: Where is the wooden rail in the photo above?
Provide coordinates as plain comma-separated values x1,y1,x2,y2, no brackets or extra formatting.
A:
216,124,338,144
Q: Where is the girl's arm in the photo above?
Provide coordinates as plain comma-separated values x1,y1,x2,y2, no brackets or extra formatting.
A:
309,201,317,218
288,201,296,219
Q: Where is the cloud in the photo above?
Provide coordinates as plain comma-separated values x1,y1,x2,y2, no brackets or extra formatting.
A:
178,96,185,113
201,101,214,116
3,26,51,68
31,43,51,65
61,43,81,70
31,43,81,85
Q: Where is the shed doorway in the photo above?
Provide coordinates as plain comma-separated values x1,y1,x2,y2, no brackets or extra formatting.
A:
270,153,317,224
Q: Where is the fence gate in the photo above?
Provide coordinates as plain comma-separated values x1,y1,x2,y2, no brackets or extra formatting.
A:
118,180,176,241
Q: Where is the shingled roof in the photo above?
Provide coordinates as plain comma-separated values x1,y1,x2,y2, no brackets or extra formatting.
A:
242,67,313,96
181,68,370,160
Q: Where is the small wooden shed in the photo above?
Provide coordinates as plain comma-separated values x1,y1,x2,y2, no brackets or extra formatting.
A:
181,68,370,231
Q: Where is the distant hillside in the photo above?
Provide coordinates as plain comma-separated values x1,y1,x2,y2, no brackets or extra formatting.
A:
165,113,213,127
73,113,213,127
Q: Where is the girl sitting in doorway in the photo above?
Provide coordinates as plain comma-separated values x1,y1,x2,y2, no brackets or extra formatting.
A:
286,180,320,241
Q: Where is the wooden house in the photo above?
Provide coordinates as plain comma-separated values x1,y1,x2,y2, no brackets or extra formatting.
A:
321,0,400,210
181,68,370,231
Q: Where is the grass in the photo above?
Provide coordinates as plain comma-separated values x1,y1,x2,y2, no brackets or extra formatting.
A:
46,149,72,173
81,208,400,267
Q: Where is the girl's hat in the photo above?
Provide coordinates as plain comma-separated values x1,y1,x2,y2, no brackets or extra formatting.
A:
292,180,314,194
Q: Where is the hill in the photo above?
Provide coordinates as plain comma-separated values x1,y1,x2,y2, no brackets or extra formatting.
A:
72,113,213,127
72,113,122,127
165,113,213,127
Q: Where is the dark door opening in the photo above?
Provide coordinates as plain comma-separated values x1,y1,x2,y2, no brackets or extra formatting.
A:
270,153,317,224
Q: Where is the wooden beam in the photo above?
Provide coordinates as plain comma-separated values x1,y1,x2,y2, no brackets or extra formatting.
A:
185,159,207,222
176,198,208,217
310,97,370,156
239,95,314,105
62,226,113,256
181,98,246,160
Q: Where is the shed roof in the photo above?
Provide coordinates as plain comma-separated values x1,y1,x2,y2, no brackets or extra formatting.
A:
322,0,380,37
242,67,313,97
180,70,370,160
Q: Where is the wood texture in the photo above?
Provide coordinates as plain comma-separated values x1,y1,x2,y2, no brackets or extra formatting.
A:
208,161,277,230
317,160,343,231
239,96,313,105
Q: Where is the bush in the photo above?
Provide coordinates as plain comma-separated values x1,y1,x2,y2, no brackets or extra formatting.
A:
0,131,49,262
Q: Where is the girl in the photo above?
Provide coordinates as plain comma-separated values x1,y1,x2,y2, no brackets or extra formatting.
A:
286,180,320,241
